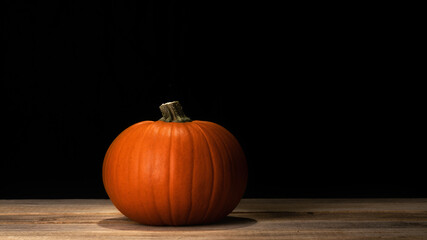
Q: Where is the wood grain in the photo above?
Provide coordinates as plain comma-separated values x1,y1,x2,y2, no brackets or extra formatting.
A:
1,199,426,239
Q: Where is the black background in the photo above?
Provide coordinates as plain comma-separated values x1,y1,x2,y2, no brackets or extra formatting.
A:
1,1,423,198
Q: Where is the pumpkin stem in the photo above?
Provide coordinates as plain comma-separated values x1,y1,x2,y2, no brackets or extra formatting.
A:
159,101,192,123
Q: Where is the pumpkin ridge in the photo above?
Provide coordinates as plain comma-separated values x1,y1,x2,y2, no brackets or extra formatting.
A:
183,123,194,225
210,123,245,218
108,123,146,218
114,125,142,201
210,125,235,220
134,121,156,224
191,121,216,223
168,123,175,225
151,122,172,225
194,122,230,222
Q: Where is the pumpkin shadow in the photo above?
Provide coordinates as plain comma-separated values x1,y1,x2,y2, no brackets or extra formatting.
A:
97,216,257,231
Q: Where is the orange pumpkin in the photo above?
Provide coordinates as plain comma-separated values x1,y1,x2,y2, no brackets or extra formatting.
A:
102,101,247,225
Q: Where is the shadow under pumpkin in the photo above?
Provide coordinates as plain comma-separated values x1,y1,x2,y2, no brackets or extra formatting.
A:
97,216,257,231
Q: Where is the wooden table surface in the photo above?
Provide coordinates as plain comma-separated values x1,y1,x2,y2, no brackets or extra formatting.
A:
1,199,426,239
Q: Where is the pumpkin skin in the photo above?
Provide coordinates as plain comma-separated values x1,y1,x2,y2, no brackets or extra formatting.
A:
102,119,247,226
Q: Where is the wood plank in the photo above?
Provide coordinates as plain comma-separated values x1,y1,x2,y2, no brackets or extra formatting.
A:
2,198,427,214
1,199,426,240
236,198,427,213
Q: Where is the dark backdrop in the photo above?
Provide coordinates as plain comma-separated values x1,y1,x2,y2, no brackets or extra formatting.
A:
1,1,423,198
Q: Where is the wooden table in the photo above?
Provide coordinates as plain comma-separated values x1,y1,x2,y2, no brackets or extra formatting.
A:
1,199,426,239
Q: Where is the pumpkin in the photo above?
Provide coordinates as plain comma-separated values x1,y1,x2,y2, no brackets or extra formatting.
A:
102,101,247,226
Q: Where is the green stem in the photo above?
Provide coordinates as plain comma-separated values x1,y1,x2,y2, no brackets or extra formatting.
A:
159,101,192,123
